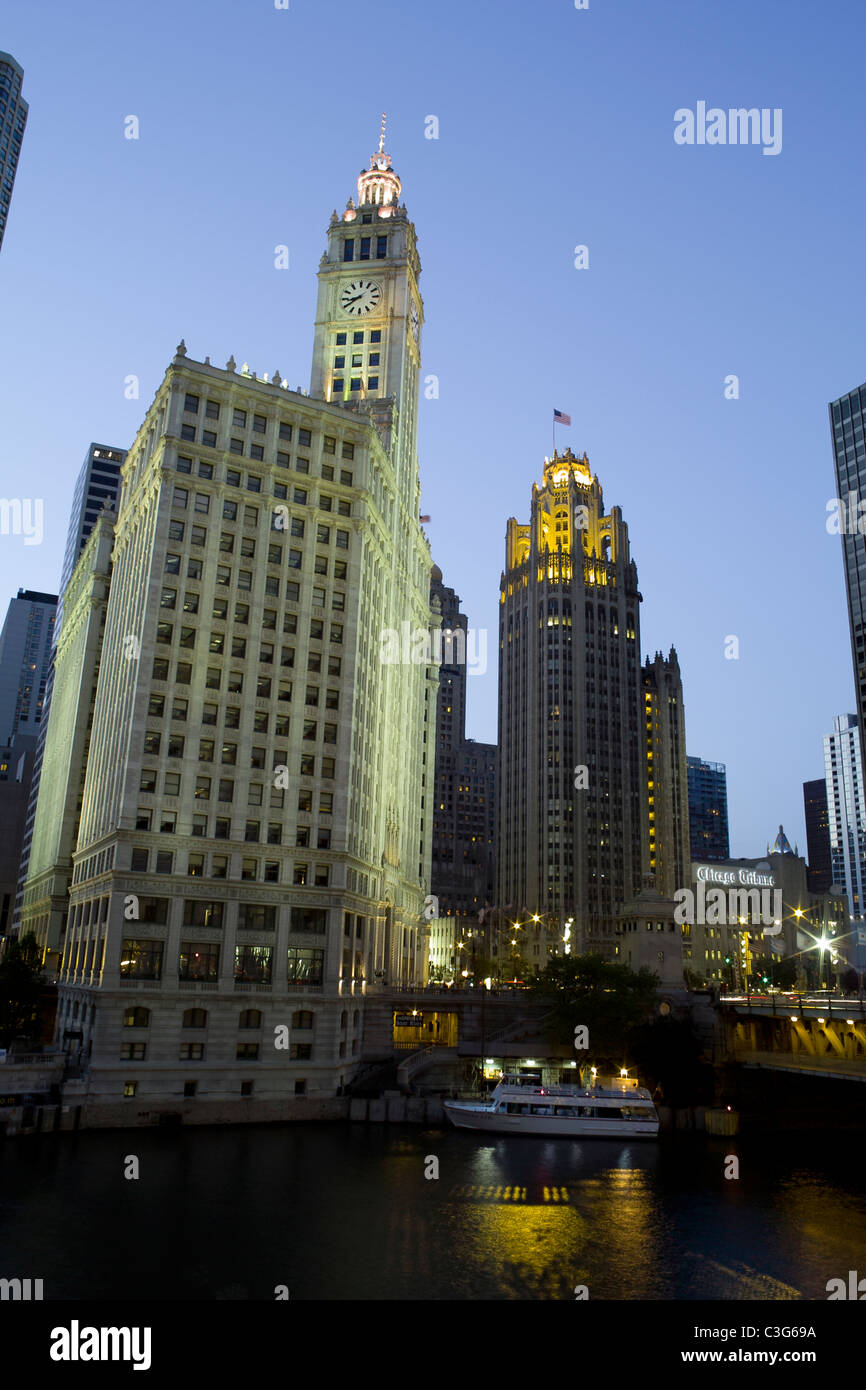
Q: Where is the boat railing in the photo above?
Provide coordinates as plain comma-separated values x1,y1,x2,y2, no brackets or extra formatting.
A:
495,1082,653,1101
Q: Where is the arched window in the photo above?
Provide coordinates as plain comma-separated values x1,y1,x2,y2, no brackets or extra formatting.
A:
340,1010,348,1029
239,1009,262,1029
183,1008,208,1029
293,1011,314,1029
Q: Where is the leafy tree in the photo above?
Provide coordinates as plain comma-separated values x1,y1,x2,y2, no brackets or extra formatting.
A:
531,953,658,1069
842,967,861,996
0,933,44,1048
750,955,796,990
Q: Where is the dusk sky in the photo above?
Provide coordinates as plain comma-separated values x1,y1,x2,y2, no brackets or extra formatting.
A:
2,0,864,857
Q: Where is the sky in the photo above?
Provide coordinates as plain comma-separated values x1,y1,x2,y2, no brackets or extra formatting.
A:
1,0,864,859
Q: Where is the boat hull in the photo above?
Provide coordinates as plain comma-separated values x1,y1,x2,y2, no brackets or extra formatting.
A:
443,1101,658,1139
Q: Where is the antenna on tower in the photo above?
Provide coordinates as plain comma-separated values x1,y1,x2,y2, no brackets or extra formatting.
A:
379,111,386,154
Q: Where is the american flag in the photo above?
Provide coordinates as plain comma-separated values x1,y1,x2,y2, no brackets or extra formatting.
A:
554,409,571,426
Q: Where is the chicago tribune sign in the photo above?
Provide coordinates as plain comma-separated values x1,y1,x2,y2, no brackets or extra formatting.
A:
693,864,776,889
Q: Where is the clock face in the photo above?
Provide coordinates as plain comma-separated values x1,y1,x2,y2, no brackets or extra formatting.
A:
340,279,382,317
410,300,420,340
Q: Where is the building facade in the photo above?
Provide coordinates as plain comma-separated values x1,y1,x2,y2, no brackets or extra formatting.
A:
803,776,832,893
13,446,126,938
642,648,690,900
686,755,730,863
0,53,27,253
44,132,437,1116
497,448,645,957
55,444,126,639
824,714,866,953
19,514,115,963
829,382,866,776
429,566,495,924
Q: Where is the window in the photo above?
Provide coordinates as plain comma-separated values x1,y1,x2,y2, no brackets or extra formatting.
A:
247,475,262,492
176,662,192,685
212,856,228,879
156,621,172,644
202,429,217,448
323,436,336,455
264,861,279,883
245,821,260,843
291,907,327,934
238,904,276,930
194,493,210,513
296,827,310,847
187,558,203,580
120,940,163,980
130,848,149,872
224,500,238,520
298,429,311,447
253,414,267,434
121,1043,146,1061
233,409,247,428
188,853,204,877
199,739,215,762
343,239,354,261
183,900,224,927
183,593,199,614
226,468,241,487
336,529,349,549
184,393,199,414
340,470,353,486
165,554,181,575
314,865,330,887
218,779,234,803
176,456,192,475
123,1007,150,1028
179,944,220,982
179,626,195,648
239,1009,262,1029
181,424,196,442
147,694,165,718
199,461,214,478
300,754,315,776
267,823,282,845
230,438,244,454
183,1008,208,1028
215,818,230,839
191,525,207,546
234,945,272,984
219,533,234,555
164,772,181,796
192,815,207,837
237,1043,260,1060
320,792,333,813
173,487,189,509
167,735,185,758
294,865,308,885
287,948,324,986
342,440,355,458
144,732,161,756
235,603,249,624
205,400,220,420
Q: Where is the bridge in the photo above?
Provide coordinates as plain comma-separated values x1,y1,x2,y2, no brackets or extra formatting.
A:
720,993,866,1081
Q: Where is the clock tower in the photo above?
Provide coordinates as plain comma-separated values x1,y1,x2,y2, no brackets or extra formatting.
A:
309,117,423,500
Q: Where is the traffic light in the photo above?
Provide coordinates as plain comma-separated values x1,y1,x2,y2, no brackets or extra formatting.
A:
724,955,732,965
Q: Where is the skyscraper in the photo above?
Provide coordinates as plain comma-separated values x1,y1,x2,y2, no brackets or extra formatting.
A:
642,648,690,899
687,755,730,862
0,588,56,746
13,445,126,938
429,566,495,922
44,129,436,1114
823,713,866,927
830,382,866,775
0,53,27,253
803,777,832,893
497,447,644,956
55,444,126,638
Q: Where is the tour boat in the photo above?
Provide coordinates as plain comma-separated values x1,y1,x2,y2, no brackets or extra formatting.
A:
443,1071,659,1138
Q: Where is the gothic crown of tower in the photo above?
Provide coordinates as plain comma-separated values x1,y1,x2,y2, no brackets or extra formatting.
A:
355,112,402,208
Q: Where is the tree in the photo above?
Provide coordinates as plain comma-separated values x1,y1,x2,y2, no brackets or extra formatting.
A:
531,953,659,1070
0,932,44,1048
842,967,861,997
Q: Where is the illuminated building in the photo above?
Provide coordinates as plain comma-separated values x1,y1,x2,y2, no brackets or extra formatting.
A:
497,448,644,956
43,127,437,1115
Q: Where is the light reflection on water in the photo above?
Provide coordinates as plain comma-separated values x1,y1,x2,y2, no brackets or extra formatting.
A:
1,1124,864,1299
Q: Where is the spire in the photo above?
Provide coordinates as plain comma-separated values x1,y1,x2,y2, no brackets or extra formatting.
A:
355,113,402,211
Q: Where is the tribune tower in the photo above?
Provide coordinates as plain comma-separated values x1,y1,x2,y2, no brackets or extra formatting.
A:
497,448,645,956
